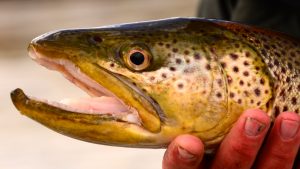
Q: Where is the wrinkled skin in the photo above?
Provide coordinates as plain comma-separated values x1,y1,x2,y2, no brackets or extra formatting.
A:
162,110,300,169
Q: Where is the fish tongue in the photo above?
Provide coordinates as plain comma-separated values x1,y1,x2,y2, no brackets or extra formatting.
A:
60,96,128,114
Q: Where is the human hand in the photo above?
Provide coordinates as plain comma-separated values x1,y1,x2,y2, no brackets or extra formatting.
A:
162,109,300,169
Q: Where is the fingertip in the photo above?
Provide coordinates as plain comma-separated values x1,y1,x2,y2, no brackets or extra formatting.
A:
162,135,204,169
175,134,204,158
242,109,271,126
210,109,271,168
254,111,300,169
275,111,300,141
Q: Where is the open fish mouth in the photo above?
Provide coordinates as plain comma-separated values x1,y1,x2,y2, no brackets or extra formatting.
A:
11,43,163,134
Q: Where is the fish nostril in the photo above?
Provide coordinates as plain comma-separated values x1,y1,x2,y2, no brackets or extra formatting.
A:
90,35,103,44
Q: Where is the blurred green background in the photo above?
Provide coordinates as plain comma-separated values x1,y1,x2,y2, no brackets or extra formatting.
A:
0,0,198,168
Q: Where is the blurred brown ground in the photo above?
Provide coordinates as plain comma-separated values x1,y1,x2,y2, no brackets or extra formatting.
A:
0,0,199,168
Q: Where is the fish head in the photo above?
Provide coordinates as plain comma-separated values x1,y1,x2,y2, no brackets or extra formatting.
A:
12,18,244,149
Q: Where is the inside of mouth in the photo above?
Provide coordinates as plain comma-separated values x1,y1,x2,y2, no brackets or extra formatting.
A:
30,50,141,125
59,96,128,114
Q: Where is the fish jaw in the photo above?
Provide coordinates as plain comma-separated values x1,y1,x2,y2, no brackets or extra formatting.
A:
10,89,166,147
9,36,177,147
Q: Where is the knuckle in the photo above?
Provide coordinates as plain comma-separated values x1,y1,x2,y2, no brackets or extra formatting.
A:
230,141,257,159
270,148,294,162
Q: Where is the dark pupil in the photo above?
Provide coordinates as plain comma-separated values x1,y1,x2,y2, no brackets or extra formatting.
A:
130,52,145,65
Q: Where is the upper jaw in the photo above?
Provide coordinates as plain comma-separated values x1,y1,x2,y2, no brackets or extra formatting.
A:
26,43,162,132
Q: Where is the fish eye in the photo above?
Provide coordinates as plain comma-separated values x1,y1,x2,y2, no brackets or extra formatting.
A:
122,46,152,71
130,52,145,65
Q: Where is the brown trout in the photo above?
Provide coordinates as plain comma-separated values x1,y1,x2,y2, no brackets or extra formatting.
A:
11,18,300,151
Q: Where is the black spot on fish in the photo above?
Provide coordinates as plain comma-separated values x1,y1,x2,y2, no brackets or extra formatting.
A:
172,48,178,53
233,66,239,72
290,52,296,57
283,105,288,112
177,83,184,89
254,39,261,44
263,44,271,50
194,53,201,60
287,62,293,69
245,52,251,57
234,43,240,48
261,49,267,56
243,61,249,66
230,53,239,60
257,101,261,106
92,35,103,43
281,67,287,74
260,78,265,85
239,80,244,86
149,76,155,81
243,71,249,76
184,50,190,55
175,58,182,64
169,67,176,71
279,90,286,99
221,62,226,68
264,90,269,94
254,88,261,96
292,97,297,105
274,52,281,57
229,92,235,98
206,64,211,70
274,59,279,66
268,63,274,68
271,44,277,49
227,76,233,84
217,79,223,86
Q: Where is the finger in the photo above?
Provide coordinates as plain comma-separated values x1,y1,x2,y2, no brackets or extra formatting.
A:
162,134,204,169
211,109,271,169
255,112,300,169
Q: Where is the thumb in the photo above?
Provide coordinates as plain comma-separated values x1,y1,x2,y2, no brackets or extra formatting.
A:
162,134,204,169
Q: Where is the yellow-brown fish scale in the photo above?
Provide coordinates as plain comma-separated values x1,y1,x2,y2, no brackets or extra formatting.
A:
216,22,300,116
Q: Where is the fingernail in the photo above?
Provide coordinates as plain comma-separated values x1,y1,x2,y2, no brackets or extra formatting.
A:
280,119,300,140
244,117,266,136
177,146,196,160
